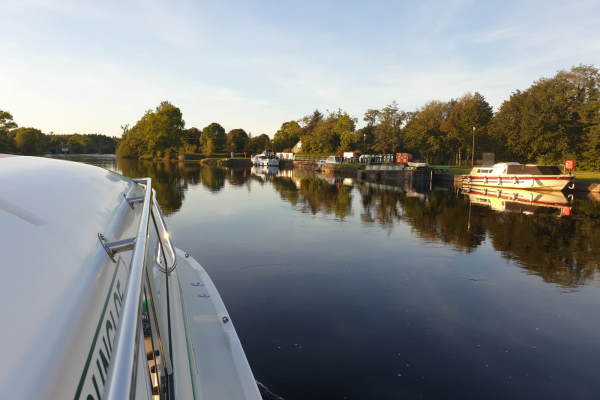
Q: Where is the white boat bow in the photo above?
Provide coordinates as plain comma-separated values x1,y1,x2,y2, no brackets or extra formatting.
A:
0,155,261,400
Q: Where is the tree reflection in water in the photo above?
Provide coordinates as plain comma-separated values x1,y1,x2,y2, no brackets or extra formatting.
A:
271,170,352,220
360,183,600,287
117,158,191,215
113,159,600,288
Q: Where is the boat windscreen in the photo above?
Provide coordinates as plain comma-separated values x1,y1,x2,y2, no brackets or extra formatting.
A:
505,165,561,175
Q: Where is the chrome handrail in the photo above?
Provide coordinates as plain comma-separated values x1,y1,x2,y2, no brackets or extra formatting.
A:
152,189,177,273
105,178,153,400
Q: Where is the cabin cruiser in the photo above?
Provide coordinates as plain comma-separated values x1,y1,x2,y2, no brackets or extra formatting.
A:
0,155,262,400
461,162,573,191
251,152,279,167
462,185,572,216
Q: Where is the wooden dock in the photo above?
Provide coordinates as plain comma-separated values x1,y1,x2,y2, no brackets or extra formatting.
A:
357,166,432,188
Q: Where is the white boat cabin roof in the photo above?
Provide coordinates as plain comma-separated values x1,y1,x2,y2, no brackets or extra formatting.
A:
0,155,139,398
471,162,563,175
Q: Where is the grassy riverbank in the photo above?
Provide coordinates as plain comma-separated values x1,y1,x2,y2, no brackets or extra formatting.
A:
573,171,600,182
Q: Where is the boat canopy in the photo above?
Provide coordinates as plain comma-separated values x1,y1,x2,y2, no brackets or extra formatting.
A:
505,164,561,175
482,162,562,175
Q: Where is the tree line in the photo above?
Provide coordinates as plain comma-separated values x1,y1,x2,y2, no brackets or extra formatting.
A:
116,101,272,159
116,64,600,170
273,64,598,169
0,110,117,154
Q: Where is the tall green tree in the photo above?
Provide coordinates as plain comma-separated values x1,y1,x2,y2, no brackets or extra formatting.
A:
443,92,493,165
13,127,46,154
201,123,226,154
404,101,452,163
226,128,249,152
146,101,184,157
272,121,302,151
245,134,271,154
182,127,201,152
332,111,357,151
360,109,380,153
371,102,407,154
299,109,355,154
67,134,91,153
0,110,17,152
117,101,184,158
490,65,600,167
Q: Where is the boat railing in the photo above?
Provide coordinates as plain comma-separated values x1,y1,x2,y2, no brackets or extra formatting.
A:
152,189,177,273
100,177,178,399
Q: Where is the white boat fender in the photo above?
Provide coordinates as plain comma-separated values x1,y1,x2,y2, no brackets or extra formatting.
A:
568,182,575,190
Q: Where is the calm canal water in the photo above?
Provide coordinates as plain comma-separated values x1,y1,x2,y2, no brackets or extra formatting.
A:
69,155,600,399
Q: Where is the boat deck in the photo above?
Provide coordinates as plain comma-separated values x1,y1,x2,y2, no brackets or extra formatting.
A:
175,249,261,400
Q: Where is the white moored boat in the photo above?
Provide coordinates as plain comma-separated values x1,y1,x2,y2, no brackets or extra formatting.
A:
0,155,262,400
251,152,279,167
461,162,573,191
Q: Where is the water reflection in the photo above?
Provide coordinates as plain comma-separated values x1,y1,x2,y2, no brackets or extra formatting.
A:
117,159,196,214
361,183,486,249
65,154,600,288
462,186,572,216
250,166,281,181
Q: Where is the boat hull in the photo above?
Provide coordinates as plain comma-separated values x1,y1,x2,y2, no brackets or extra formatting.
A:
460,175,571,191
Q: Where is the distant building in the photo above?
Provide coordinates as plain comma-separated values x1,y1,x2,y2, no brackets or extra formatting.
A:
292,140,302,153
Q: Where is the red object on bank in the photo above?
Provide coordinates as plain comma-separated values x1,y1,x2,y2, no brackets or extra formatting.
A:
565,160,575,171
396,153,413,163
561,207,572,217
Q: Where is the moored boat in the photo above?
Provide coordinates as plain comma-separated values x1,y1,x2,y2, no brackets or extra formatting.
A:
0,155,262,400
461,162,573,191
251,151,279,167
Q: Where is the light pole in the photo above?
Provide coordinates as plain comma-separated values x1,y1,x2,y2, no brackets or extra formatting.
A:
471,126,476,166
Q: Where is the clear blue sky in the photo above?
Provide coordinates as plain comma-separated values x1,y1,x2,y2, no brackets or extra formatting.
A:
1,0,599,137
